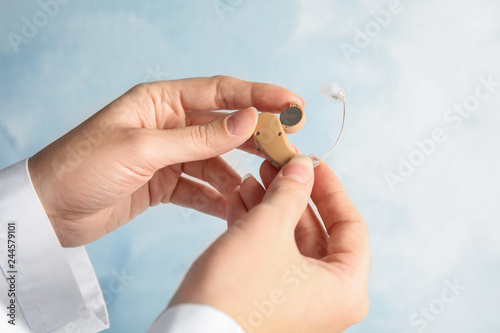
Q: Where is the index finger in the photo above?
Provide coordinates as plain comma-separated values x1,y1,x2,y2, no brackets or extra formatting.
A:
311,162,369,268
163,75,305,112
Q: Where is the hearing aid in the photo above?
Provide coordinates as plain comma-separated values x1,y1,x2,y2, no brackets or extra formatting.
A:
253,103,305,168
253,83,347,169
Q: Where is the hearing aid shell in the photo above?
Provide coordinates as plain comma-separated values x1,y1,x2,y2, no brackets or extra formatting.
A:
253,83,347,169
253,103,305,168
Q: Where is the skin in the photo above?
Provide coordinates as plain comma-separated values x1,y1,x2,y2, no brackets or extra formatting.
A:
28,75,369,331
169,156,370,332
29,76,304,247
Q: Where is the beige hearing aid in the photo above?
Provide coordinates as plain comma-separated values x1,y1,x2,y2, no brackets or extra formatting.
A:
253,83,347,169
253,103,305,168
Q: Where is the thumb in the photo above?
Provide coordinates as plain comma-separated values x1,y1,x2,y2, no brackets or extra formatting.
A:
155,107,258,165
239,155,314,235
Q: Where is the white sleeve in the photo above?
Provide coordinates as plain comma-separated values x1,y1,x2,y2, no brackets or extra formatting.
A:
147,304,245,333
0,159,109,333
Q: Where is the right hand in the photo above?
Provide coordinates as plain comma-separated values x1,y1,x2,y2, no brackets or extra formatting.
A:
170,156,370,333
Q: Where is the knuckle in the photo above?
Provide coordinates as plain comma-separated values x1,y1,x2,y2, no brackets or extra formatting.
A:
211,74,229,81
190,123,218,149
126,129,154,158
129,82,149,95
212,76,225,109
211,75,234,109
130,82,160,100
125,83,159,116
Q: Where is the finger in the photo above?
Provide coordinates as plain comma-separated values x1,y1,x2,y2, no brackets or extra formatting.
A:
187,110,264,157
237,137,265,157
185,110,228,125
260,160,328,258
311,162,364,235
145,107,258,167
182,156,241,197
164,75,305,112
226,186,247,227
185,111,275,157
239,173,266,211
294,205,329,258
259,160,280,189
311,161,368,268
247,155,314,235
169,176,226,219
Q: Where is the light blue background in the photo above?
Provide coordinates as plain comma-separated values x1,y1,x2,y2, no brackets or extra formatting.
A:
1,0,500,332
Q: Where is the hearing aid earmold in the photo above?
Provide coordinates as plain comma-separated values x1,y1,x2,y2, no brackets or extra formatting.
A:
253,83,347,169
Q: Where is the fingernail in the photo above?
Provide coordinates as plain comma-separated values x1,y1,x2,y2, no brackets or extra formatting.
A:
242,173,254,183
226,108,257,136
299,97,307,108
281,155,313,184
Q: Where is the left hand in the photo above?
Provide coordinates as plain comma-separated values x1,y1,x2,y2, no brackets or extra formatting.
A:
28,76,305,247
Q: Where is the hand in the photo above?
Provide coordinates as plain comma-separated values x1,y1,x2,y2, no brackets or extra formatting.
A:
28,76,305,247
169,156,369,333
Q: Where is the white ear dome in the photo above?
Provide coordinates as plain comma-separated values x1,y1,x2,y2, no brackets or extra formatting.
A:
320,83,347,103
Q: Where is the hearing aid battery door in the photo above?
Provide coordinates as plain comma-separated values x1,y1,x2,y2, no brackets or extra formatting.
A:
280,104,305,134
253,112,297,168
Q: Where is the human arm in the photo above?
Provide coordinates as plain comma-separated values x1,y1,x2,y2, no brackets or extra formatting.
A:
0,159,109,332
0,76,305,332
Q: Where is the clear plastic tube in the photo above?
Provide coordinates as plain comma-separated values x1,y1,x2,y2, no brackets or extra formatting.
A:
310,84,347,167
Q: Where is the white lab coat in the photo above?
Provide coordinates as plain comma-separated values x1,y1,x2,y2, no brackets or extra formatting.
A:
0,159,244,333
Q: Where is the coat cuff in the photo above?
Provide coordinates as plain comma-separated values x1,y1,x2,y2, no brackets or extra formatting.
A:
148,304,245,333
0,159,109,332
